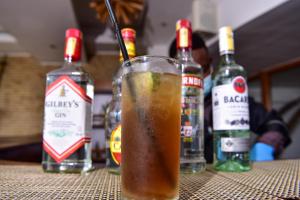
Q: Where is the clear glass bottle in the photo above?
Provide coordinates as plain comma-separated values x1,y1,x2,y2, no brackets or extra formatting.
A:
105,28,136,174
176,19,206,173
105,70,122,174
42,28,94,173
212,26,251,172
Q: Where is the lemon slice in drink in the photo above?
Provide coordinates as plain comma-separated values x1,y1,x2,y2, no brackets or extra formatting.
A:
132,72,161,96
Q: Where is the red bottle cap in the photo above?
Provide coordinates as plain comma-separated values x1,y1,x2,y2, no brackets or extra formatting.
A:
121,28,136,41
64,28,82,61
65,28,82,39
176,19,191,30
176,19,192,49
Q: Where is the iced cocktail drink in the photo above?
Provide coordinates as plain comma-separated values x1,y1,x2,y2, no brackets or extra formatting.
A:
121,56,181,200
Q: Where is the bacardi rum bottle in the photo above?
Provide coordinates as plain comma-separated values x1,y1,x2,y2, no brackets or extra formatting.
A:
176,19,206,173
105,28,136,174
212,26,251,172
42,28,94,173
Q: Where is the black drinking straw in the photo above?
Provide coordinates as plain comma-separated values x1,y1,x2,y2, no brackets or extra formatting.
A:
104,0,176,188
104,0,129,63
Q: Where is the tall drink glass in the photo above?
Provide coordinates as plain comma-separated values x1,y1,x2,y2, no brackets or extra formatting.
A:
121,56,181,200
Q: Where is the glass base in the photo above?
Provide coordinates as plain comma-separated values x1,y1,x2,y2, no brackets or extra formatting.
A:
122,194,178,200
214,160,251,172
42,161,93,173
122,183,179,200
108,167,120,175
180,162,206,174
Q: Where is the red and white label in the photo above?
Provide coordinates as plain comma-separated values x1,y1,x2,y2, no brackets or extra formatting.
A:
43,76,92,163
212,76,249,130
110,125,122,165
182,74,203,88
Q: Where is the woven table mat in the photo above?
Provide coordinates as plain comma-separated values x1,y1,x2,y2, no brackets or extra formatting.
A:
0,160,299,199
207,159,300,199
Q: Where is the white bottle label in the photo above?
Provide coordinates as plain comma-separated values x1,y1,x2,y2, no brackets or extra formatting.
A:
212,76,249,130
43,76,92,163
221,137,250,152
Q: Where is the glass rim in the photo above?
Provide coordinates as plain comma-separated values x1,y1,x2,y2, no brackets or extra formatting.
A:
122,55,178,67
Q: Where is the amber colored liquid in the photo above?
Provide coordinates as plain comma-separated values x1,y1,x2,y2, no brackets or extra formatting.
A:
121,71,181,200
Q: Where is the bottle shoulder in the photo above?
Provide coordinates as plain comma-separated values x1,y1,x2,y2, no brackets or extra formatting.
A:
214,63,247,77
47,62,90,76
47,62,94,84
178,60,203,76
106,98,121,129
213,63,247,86
107,94,121,111
108,101,121,113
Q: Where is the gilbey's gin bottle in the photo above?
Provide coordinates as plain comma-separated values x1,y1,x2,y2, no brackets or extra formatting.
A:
42,28,94,173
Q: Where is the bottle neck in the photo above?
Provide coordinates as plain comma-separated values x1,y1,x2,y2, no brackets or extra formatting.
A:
112,80,121,99
120,36,136,61
176,25,192,61
116,38,135,98
220,52,236,66
177,47,193,61
64,56,80,63
64,37,81,63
